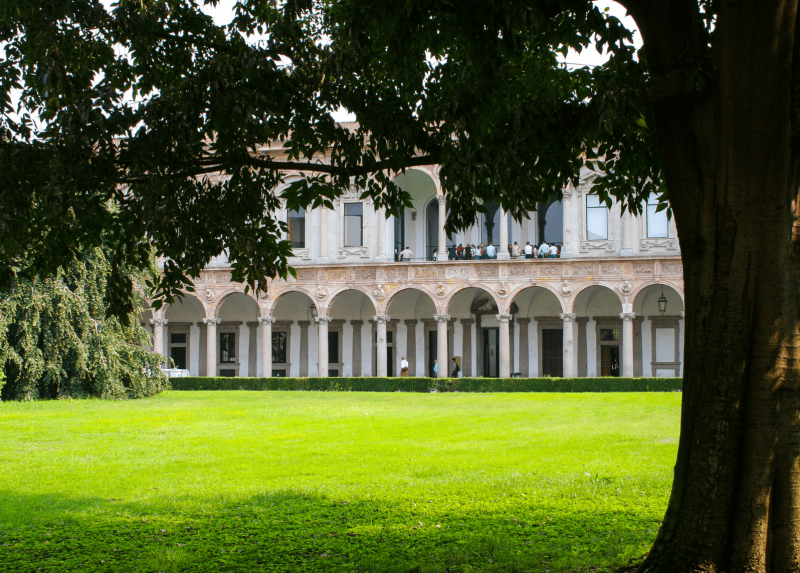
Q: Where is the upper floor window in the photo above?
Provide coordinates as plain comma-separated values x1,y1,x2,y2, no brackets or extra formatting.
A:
288,209,305,248
344,202,363,247
586,194,608,240
646,195,669,238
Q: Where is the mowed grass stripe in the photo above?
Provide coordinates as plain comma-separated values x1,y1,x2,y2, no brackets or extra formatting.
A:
0,391,679,572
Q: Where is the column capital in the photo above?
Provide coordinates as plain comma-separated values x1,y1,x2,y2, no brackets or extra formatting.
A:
559,313,577,322
202,317,220,326
680,311,685,318
257,317,276,325
433,314,451,323
150,318,169,326
404,319,418,326
350,319,364,326
436,194,447,205
372,315,391,324
298,320,310,327
619,312,636,321
495,313,512,323
314,316,333,324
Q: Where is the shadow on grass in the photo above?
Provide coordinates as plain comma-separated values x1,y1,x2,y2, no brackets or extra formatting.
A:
0,490,655,573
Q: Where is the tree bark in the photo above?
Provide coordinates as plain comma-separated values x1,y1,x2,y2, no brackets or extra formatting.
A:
624,1,800,571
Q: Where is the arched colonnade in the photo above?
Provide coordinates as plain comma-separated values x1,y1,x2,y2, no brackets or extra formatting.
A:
143,275,685,380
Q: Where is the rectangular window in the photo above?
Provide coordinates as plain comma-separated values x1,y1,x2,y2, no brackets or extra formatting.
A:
344,202,363,247
170,333,186,344
600,328,620,341
646,195,670,238
586,195,608,240
272,331,287,364
288,209,306,248
219,332,236,363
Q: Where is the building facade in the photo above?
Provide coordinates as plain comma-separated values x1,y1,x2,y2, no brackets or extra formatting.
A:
143,163,684,379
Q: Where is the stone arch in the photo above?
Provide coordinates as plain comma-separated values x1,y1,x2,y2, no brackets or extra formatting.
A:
508,284,565,317
164,292,206,321
629,280,685,308
632,282,685,316
327,286,378,318
444,283,502,315
214,290,260,323
569,283,624,316
211,287,255,318
383,285,438,319
267,287,319,315
382,285,437,315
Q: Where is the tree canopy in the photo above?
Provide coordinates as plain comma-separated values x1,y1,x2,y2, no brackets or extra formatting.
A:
0,0,659,316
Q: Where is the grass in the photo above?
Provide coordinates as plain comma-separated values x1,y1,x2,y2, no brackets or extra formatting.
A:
0,391,680,573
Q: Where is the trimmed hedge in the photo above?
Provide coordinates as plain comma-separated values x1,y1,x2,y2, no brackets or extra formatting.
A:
169,376,682,393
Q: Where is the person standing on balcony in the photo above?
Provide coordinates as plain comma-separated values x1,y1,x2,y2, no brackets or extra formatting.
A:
399,246,413,261
538,241,550,258
448,244,457,260
524,242,533,259
486,243,497,259
456,244,464,259
465,244,473,260
512,241,521,258
549,243,558,258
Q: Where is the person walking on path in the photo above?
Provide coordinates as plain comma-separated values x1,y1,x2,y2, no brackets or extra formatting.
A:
433,359,438,377
400,356,409,377
451,358,460,378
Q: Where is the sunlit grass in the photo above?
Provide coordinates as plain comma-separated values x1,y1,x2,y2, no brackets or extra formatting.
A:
0,391,680,572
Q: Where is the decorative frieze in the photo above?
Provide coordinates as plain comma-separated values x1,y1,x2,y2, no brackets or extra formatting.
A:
641,238,677,251
580,240,614,253
447,267,469,279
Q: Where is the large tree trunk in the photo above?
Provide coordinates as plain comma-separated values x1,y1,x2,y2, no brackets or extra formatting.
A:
629,1,800,571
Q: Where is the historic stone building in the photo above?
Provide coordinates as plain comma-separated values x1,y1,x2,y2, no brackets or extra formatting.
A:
143,155,684,379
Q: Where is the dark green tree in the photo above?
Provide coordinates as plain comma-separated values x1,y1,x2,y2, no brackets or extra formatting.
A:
0,248,167,400
2,0,798,569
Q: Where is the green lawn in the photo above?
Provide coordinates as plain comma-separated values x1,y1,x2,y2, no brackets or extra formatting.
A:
0,391,680,573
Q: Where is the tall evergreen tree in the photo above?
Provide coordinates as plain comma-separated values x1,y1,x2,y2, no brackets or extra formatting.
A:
0,248,167,400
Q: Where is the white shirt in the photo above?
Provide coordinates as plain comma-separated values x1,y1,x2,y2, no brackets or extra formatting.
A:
539,243,549,256
549,245,558,256
399,248,413,260
401,359,409,369
486,244,497,258
524,244,533,254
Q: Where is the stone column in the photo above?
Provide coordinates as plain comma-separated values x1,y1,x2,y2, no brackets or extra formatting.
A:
620,207,633,256
318,207,329,263
437,194,448,259
374,315,390,377
620,312,635,377
498,209,510,259
298,321,310,376
496,314,512,377
475,314,484,377
434,314,450,378
376,207,388,262
315,316,332,377
460,318,473,377
203,318,220,376
576,317,589,377
405,319,418,376
561,187,573,258
350,320,363,376
150,318,168,358
257,317,275,377
559,313,576,377
517,318,530,377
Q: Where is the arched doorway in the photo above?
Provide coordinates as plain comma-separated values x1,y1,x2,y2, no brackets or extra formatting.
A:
633,284,685,377
509,286,564,377
163,295,205,375
572,286,624,377
271,291,318,377
385,288,438,376
328,289,377,377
